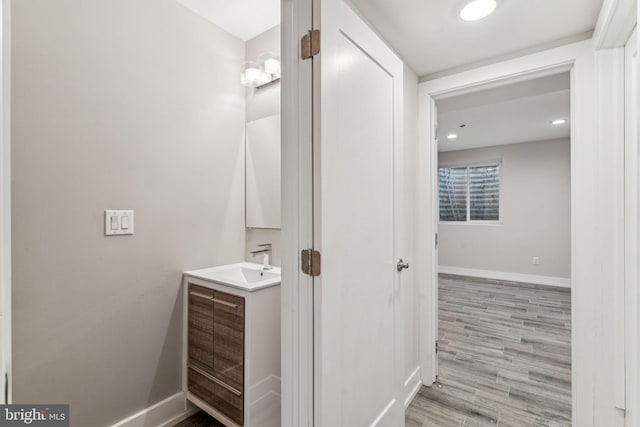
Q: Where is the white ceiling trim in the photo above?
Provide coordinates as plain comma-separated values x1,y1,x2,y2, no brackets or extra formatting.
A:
420,31,592,82
593,0,638,49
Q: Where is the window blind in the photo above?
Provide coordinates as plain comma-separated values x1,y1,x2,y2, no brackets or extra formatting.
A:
439,167,468,222
469,165,500,221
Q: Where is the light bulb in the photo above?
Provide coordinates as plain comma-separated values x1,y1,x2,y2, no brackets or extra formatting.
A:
264,58,281,78
245,67,262,84
460,0,497,21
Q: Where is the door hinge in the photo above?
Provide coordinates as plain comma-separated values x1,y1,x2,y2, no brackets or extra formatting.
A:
301,29,320,60
301,249,321,276
435,233,438,248
435,340,439,353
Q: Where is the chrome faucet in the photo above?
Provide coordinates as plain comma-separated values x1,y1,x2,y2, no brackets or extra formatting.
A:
250,243,273,270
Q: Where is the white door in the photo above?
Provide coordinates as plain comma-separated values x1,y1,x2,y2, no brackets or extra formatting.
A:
624,26,639,427
313,0,405,425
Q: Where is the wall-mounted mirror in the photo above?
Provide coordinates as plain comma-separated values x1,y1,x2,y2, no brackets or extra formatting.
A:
246,114,281,229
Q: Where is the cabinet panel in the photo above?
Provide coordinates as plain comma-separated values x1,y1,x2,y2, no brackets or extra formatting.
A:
213,291,245,392
188,366,244,425
188,285,214,369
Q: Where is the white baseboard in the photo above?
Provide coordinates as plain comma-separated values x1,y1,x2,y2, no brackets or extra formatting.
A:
439,266,571,289
403,366,422,408
111,392,198,427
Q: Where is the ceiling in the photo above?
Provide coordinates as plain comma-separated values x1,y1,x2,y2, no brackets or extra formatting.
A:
437,73,570,152
349,0,603,78
175,0,604,76
176,0,280,41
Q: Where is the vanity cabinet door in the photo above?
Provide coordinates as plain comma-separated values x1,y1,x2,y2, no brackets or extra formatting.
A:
188,365,244,425
212,290,245,393
187,285,245,425
188,285,214,370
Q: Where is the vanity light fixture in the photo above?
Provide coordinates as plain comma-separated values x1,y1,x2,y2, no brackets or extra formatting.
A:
261,52,281,79
447,133,458,139
460,0,497,21
241,53,281,88
241,61,267,87
551,119,567,125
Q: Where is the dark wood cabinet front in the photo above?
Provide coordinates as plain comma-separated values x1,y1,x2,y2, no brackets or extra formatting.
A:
212,290,245,392
188,285,215,369
188,366,244,425
187,284,245,425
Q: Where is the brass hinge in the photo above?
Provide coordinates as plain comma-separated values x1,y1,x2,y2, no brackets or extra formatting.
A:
301,29,320,60
301,249,321,276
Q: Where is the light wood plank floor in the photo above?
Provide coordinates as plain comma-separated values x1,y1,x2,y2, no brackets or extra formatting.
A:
406,274,572,427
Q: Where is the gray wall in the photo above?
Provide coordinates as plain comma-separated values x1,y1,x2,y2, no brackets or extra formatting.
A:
12,1,246,426
244,26,282,266
438,138,571,279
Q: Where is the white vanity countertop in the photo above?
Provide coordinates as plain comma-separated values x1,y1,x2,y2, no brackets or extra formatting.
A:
184,262,281,292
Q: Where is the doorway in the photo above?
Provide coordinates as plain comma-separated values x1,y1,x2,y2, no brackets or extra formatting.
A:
416,39,632,426
410,73,573,425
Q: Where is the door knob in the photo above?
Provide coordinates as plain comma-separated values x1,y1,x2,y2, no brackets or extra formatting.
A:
397,259,409,271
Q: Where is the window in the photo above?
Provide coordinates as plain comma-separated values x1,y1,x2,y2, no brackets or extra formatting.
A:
439,162,501,223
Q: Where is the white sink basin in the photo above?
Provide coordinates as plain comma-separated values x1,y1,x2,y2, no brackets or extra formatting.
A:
184,262,281,291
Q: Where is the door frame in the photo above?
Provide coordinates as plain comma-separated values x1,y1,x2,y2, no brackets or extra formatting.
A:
417,38,627,426
281,0,408,425
281,0,315,426
417,41,584,387
624,25,639,427
0,0,11,405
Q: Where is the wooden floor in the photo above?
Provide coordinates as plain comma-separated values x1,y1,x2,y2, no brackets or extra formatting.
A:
406,274,572,427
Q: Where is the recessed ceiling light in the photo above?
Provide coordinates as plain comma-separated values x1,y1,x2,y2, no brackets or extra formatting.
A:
551,119,566,125
447,134,458,139
460,0,497,21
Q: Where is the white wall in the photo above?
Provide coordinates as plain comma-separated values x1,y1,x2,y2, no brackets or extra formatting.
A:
12,1,246,425
244,26,282,266
438,138,571,280
402,65,421,404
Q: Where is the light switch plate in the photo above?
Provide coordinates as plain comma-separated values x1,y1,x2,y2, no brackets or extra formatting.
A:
105,210,134,236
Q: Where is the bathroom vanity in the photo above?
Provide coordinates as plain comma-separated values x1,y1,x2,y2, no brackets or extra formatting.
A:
182,263,281,427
